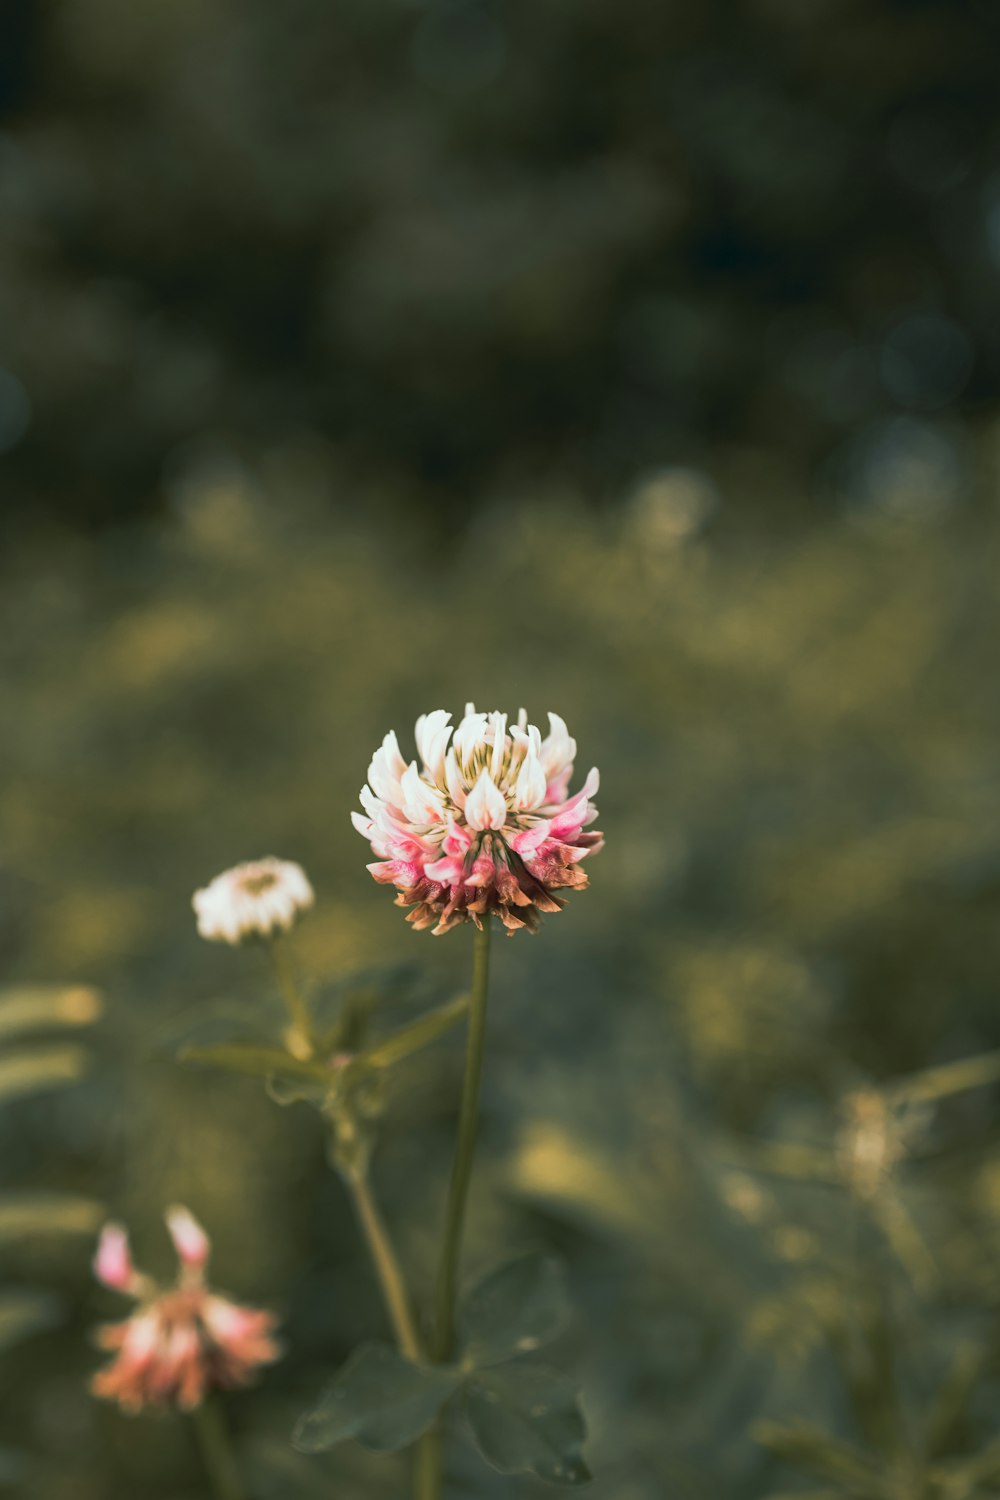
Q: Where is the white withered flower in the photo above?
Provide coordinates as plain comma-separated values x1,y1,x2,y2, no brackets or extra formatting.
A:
192,858,314,945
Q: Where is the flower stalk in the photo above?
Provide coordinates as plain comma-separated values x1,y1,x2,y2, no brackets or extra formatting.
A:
345,1168,422,1363
191,1396,246,1500
415,918,492,1500
268,937,314,1059
431,918,492,1361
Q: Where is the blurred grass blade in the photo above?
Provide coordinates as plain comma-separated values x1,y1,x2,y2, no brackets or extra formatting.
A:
887,1049,1000,1107
871,1191,936,1293
505,1121,649,1238
728,1141,842,1184
178,1043,332,1083
0,1290,60,1355
922,1344,985,1461
931,1436,1000,1497
358,994,470,1070
0,1193,103,1240
0,987,102,1042
0,1047,89,1104
754,1422,889,1495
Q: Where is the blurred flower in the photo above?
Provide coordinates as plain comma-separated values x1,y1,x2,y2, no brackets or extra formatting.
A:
90,1207,281,1414
835,1089,906,1201
353,705,602,935
192,858,314,945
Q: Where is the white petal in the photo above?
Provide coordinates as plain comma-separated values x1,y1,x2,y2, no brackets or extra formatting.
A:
368,731,407,802
540,712,577,777
464,769,508,830
489,712,507,780
444,749,468,808
514,747,547,811
453,708,488,765
401,762,445,824
415,710,453,778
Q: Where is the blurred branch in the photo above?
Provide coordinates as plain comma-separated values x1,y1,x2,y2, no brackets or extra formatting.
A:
885,1050,1000,1109
754,1421,890,1497
178,1043,332,1083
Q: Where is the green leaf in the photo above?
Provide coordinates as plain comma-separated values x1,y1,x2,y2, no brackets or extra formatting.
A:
0,1193,103,1240
460,1254,573,1368
0,1290,61,1356
0,1047,89,1105
358,995,470,1070
293,1343,460,1455
463,1365,590,1486
0,986,102,1042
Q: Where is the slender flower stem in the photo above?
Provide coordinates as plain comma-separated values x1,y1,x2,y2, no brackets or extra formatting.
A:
346,1169,423,1362
414,919,493,1500
267,938,314,1058
191,1396,246,1500
412,1426,444,1500
431,919,492,1360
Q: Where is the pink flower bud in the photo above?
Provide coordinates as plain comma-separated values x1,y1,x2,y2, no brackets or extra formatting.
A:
90,1208,281,1414
165,1206,210,1272
94,1223,136,1293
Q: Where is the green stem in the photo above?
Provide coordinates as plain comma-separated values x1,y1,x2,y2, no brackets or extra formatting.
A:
191,1395,245,1500
432,918,492,1358
414,918,493,1500
413,1428,444,1500
267,938,314,1058
346,1169,423,1362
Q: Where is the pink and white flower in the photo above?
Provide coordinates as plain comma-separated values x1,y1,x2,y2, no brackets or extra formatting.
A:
352,706,602,935
90,1207,281,1413
193,858,314,945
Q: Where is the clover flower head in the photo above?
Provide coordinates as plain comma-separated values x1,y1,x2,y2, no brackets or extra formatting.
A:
352,705,602,935
90,1207,281,1413
193,858,314,945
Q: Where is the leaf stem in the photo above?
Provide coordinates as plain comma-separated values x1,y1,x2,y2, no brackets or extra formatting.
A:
346,1169,423,1362
267,938,314,1059
190,1395,246,1500
414,918,493,1500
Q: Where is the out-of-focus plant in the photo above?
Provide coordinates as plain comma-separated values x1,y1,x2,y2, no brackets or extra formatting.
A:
730,1049,1000,1294
720,1049,1000,1500
755,1289,1000,1500
90,1206,281,1500
174,705,601,1498
0,983,103,1484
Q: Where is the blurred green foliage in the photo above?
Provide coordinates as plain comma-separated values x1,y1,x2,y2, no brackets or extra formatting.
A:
0,0,998,529
1,479,1000,1496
